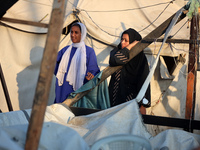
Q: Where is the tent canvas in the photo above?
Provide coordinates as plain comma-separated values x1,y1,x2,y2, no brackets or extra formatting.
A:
0,0,199,136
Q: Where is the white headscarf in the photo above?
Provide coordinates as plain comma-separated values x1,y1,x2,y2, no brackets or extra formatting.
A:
56,22,87,91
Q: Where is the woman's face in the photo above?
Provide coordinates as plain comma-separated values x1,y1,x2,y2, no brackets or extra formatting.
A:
121,33,129,49
71,26,81,43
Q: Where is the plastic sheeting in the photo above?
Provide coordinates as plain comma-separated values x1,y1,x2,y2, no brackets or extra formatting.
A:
0,122,90,150
0,101,199,150
0,103,74,127
72,71,110,109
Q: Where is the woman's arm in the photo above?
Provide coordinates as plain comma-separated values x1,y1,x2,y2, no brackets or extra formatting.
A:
109,47,129,66
109,41,138,66
84,47,100,82
126,41,139,50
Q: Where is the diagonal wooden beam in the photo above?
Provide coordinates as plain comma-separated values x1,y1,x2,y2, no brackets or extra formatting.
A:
63,7,187,107
25,0,66,150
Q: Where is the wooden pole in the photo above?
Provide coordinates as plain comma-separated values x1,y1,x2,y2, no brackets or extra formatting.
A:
63,7,187,106
0,64,13,111
185,14,199,131
25,0,66,149
0,17,48,28
142,38,200,44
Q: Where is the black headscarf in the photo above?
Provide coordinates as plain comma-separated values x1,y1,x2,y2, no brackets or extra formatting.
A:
122,28,142,42
118,28,142,49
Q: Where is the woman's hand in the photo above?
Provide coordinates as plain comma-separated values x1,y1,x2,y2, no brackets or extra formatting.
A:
126,41,139,50
85,72,94,80
139,105,146,115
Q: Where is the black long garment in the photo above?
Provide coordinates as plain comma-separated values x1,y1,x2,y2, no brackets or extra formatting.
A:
109,46,151,107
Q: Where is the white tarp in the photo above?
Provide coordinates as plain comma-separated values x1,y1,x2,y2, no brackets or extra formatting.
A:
0,123,90,150
0,101,199,150
0,0,199,135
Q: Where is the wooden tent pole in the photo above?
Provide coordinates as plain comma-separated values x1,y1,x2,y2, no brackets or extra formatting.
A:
63,7,187,106
185,14,199,131
25,0,66,149
0,17,48,28
0,64,13,111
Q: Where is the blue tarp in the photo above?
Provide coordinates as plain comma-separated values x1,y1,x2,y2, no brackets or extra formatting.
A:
70,71,110,109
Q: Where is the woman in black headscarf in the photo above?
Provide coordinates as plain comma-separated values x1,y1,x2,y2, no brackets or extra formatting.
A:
109,28,151,114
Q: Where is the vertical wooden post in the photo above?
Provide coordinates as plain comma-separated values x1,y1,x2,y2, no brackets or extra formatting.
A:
195,11,200,125
25,0,66,149
0,64,13,111
185,14,199,131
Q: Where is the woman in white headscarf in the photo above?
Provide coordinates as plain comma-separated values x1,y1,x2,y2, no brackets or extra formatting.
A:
54,22,100,103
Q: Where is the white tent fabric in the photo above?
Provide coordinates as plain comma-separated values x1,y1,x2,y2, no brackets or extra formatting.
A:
150,129,200,150
68,100,152,146
0,122,90,150
0,103,74,127
0,0,199,135
0,101,199,150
